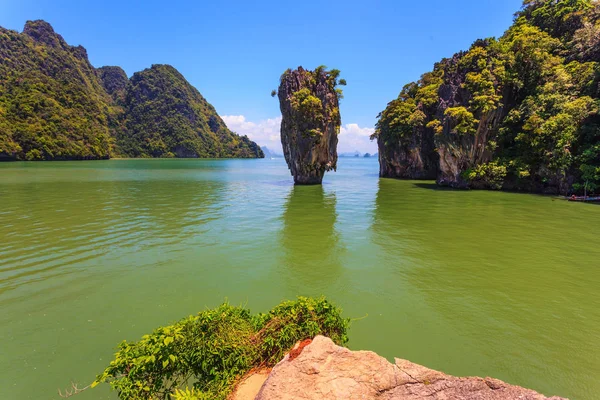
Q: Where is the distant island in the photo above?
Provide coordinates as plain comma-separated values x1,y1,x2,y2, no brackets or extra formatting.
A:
338,151,378,158
0,21,263,161
372,0,600,195
261,146,283,158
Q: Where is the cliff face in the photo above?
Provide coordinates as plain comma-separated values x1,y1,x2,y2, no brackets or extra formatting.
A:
432,53,506,189
374,1,600,195
0,21,263,160
278,67,342,184
376,123,437,180
234,336,566,400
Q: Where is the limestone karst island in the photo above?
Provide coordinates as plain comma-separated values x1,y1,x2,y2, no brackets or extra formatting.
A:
0,1,599,400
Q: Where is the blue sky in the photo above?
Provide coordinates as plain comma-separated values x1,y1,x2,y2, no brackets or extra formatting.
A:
1,0,523,153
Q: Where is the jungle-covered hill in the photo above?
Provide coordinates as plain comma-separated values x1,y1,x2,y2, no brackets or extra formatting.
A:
0,20,263,161
373,0,600,194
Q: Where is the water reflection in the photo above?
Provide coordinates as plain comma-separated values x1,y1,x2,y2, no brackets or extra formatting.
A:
279,185,342,292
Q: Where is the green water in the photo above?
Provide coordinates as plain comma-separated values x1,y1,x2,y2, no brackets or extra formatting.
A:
1,158,599,399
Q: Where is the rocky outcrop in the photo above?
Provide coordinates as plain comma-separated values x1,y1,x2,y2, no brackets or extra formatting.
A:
374,1,600,195
278,67,342,184
375,48,505,189
376,125,438,180
432,54,505,189
235,336,566,400
97,66,128,102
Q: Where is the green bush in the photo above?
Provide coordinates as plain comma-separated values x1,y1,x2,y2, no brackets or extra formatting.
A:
93,297,349,400
464,161,508,190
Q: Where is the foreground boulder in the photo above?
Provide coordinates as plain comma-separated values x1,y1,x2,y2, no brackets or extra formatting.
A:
236,336,566,400
277,67,343,184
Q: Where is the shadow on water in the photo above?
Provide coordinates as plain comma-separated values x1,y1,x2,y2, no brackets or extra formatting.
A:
278,185,342,293
411,182,457,191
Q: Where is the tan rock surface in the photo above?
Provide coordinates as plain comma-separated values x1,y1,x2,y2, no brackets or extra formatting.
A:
231,370,270,400
252,335,567,400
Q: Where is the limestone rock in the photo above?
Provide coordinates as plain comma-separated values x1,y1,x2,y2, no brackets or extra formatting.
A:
376,124,438,180
254,335,567,400
23,20,66,49
278,67,341,184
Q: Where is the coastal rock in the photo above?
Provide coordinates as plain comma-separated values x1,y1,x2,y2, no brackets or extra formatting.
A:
278,67,342,184
375,47,504,189
376,124,438,180
252,336,566,400
432,53,505,189
374,0,600,195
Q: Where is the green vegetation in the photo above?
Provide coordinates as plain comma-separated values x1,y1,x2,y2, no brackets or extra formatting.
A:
374,0,600,193
0,21,112,161
93,297,349,400
97,66,128,103
0,21,263,160
118,65,263,158
282,66,344,140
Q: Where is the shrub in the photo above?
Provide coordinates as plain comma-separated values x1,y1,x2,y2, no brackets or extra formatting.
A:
464,161,508,190
93,297,349,400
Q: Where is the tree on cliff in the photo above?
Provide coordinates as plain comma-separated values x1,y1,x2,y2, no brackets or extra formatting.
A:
373,0,600,194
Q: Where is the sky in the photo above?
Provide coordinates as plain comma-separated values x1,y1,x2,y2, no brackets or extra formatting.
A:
0,0,523,153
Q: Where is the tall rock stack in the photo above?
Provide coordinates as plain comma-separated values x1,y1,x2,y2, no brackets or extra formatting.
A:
277,67,343,184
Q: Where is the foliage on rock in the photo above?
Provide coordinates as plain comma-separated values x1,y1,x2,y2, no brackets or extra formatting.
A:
374,0,600,194
278,66,344,184
93,297,349,400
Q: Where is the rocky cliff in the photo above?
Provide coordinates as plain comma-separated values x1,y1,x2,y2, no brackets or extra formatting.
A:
373,1,600,194
233,336,566,400
277,67,343,184
0,21,263,160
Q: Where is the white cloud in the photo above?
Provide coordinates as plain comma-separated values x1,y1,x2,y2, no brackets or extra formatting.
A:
338,124,377,154
222,115,378,154
222,115,282,152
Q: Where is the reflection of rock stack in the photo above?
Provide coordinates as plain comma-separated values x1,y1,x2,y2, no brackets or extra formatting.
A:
277,67,343,185
280,186,341,287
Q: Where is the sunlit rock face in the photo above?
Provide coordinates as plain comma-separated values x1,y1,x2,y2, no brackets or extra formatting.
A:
253,336,567,400
278,67,342,185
